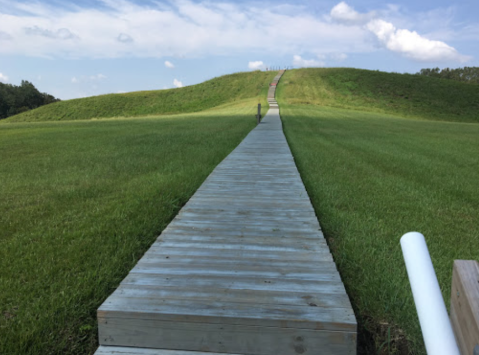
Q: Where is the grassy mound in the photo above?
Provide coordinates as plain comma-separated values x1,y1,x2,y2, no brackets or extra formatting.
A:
7,71,276,122
277,102,479,354
279,68,479,123
4,67,477,355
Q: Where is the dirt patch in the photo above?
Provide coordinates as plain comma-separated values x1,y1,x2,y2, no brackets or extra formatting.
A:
3,306,19,321
357,315,410,355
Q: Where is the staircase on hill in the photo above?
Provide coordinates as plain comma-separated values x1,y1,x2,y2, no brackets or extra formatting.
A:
95,70,357,355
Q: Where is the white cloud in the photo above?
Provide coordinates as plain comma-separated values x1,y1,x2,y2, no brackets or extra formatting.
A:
24,26,78,40
89,74,107,80
248,61,265,70
165,61,175,69
0,0,470,64
0,31,12,40
173,78,183,88
328,2,470,63
0,73,9,83
0,0,368,59
367,19,470,62
331,2,375,25
117,33,133,43
292,55,325,68
330,53,348,61
71,76,78,83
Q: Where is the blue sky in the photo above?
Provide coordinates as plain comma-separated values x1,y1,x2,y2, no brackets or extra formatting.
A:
0,0,478,99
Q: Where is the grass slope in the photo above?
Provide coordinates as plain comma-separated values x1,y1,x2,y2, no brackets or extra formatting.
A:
280,68,479,123
0,101,261,354
277,72,479,354
7,71,276,122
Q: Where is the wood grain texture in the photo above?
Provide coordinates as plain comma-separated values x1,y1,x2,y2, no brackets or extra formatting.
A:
95,70,356,355
98,317,356,355
450,260,479,355
95,346,242,355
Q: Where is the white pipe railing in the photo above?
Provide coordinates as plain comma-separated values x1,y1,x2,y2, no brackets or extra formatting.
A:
400,232,460,355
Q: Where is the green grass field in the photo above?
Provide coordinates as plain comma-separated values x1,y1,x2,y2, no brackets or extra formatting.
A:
277,69,479,354
6,71,276,122
0,101,262,354
2,68,478,354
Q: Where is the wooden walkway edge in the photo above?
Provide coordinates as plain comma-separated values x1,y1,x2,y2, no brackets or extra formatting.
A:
95,71,357,355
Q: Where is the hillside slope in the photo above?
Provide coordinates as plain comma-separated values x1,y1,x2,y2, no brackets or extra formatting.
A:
278,68,479,123
0,106,259,354
7,71,276,122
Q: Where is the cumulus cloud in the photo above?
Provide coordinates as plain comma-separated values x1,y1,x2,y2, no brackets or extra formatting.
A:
0,73,9,83
329,2,470,63
0,0,367,58
367,19,470,62
330,2,375,25
71,77,78,83
292,55,325,68
24,26,78,40
117,33,133,43
248,61,265,70
173,78,183,88
165,61,175,69
0,0,470,64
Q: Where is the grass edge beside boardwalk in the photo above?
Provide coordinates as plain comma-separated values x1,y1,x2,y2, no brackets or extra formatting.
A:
278,104,479,355
0,104,259,354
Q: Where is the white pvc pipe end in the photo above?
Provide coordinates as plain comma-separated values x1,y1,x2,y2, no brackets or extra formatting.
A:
400,232,460,355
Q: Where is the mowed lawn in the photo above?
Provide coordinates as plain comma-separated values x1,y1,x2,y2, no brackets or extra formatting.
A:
0,105,257,354
280,104,479,354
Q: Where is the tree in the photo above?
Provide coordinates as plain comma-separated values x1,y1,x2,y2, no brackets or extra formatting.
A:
0,81,60,119
416,67,479,84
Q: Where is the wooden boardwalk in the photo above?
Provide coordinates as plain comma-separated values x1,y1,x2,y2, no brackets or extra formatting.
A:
96,71,356,355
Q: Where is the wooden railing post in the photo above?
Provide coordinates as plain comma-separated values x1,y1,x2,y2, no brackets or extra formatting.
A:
450,260,479,355
256,103,261,124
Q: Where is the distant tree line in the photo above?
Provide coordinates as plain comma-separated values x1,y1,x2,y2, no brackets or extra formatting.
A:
0,80,60,119
416,67,479,84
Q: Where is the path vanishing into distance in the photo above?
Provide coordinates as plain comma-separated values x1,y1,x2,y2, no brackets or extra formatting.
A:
95,71,357,355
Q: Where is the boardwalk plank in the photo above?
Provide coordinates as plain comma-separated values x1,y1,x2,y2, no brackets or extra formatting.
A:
110,284,351,309
99,298,355,331
119,274,345,295
135,257,334,270
95,70,356,355
96,346,241,355
98,318,356,355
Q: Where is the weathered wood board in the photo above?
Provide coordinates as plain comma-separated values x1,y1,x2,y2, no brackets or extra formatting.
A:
95,70,357,355
450,260,479,355
95,347,243,355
